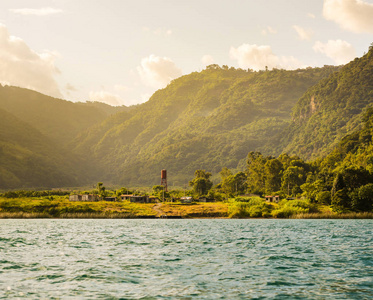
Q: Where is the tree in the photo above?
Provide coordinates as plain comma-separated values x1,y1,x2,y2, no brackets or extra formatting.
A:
264,158,283,193
246,152,267,194
351,183,373,211
96,182,107,199
281,166,305,196
331,189,350,212
219,167,232,180
220,171,247,197
152,185,169,201
189,170,213,197
331,172,345,197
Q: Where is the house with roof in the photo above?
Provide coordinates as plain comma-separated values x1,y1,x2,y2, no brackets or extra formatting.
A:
265,195,280,203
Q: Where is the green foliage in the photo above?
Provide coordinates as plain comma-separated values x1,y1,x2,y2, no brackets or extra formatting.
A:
0,197,156,217
277,47,373,160
316,191,331,205
218,169,247,197
272,199,310,218
228,198,271,218
350,183,373,211
331,189,350,212
71,65,337,187
96,182,108,198
0,190,69,198
189,170,213,196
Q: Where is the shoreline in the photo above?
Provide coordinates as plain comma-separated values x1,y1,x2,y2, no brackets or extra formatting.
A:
0,212,372,219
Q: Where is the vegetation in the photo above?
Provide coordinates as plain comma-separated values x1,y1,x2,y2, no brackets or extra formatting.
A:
275,47,373,160
0,196,156,218
72,64,339,187
0,44,373,201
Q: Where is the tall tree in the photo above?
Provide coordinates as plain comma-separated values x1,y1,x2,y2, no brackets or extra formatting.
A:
189,170,213,197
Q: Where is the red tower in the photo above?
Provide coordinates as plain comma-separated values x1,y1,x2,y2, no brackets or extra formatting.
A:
161,169,168,192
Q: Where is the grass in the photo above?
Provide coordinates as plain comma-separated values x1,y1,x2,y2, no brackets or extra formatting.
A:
156,202,229,218
0,197,371,219
0,197,156,218
291,212,373,219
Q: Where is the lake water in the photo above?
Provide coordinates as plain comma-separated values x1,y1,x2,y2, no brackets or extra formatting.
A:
0,219,372,299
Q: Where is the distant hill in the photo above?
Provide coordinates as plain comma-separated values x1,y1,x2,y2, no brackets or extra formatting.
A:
275,46,373,160
74,65,338,186
76,101,130,115
0,85,127,145
0,108,88,189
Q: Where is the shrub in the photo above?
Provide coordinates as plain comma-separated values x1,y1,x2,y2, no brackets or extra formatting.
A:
228,199,271,218
316,191,331,204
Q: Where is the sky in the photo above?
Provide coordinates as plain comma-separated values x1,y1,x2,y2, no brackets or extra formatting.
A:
0,0,372,106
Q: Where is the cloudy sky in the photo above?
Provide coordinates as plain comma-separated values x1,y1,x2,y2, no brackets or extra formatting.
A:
0,0,372,106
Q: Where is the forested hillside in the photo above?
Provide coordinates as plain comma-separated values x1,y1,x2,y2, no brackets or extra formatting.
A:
0,85,127,144
0,86,127,188
0,109,88,189
276,46,373,159
2,46,373,190
74,65,338,186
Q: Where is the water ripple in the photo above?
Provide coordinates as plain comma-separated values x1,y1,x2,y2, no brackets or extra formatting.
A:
0,219,372,299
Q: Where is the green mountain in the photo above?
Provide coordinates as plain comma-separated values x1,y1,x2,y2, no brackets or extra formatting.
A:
0,85,127,145
0,86,128,189
3,46,373,190
276,47,373,160
74,65,338,186
0,108,87,189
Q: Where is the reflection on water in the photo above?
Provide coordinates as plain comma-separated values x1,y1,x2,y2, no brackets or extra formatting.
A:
0,219,372,299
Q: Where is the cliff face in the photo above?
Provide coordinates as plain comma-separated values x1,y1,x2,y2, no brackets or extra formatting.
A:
276,49,373,160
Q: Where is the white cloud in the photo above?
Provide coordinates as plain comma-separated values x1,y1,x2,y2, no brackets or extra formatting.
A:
143,27,172,36
293,25,314,40
65,83,77,91
313,40,356,64
114,84,130,92
201,55,214,65
261,26,278,35
9,7,63,16
0,24,61,97
323,0,373,33
229,44,303,71
137,54,182,89
89,91,123,106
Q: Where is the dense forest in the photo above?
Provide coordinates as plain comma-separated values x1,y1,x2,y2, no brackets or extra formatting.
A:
274,45,373,159
0,45,372,192
73,64,339,186
0,86,127,189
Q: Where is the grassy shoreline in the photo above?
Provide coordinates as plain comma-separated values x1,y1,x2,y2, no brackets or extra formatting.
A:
0,211,372,219
0,197,372,219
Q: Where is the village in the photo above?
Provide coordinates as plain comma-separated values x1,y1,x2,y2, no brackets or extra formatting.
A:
69,169,282,204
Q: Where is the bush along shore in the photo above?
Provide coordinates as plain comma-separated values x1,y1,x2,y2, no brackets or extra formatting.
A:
0,194,372,219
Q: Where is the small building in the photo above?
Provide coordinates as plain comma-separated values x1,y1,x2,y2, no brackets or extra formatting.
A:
129,195,149,203
121,194,134,201
265,195,280,203
82,194,99,202
69,194,82,201
180,196,193,203
104,196,117,201
198,197,215,203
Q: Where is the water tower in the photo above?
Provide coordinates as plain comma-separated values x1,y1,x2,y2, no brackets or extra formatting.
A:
161,169,168,192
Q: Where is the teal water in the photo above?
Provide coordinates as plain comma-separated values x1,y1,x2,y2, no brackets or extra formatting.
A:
0,219,372,299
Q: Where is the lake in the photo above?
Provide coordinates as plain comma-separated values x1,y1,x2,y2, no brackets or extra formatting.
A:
0,219,372,299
